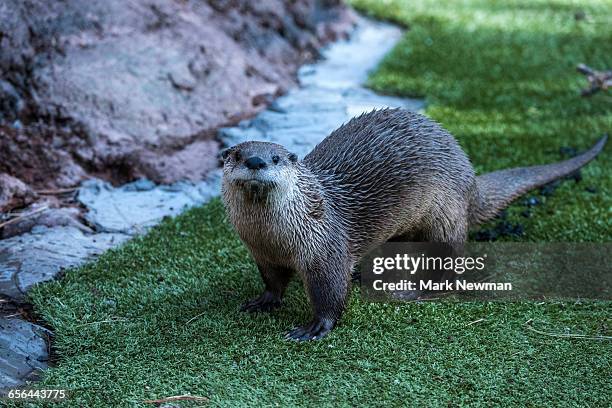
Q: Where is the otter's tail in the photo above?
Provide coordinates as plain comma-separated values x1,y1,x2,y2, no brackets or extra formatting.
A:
469,135,607,227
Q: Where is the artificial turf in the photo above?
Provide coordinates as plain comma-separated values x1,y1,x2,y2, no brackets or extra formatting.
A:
352,0,611,242
22,1,611,406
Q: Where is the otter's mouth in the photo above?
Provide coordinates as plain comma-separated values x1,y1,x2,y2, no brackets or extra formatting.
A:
236,178,274,188
235,178,276,197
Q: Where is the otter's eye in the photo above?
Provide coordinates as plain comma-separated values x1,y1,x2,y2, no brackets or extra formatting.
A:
234,151,242,161
288,153,298,163
272,155,280,164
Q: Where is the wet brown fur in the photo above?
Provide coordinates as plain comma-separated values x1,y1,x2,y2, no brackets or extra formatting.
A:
221,108,607,340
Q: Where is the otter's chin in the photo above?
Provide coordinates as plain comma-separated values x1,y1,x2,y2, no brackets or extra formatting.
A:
236,179,275,199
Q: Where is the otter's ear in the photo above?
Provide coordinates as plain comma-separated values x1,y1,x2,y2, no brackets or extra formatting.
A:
288,153,298,163
221,147,233,160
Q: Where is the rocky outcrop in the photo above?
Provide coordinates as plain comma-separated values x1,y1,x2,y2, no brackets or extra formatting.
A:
0,0,354,188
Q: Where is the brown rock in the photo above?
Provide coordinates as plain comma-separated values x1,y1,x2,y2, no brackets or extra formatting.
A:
0,125,88,189
133,140,221,185
0,0,355,186
0,173,37,212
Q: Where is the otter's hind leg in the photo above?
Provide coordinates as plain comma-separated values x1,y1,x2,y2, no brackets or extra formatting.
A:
286,255,352,341
420,209,469,288
423,211,468,244
241,262,293,313
388,210,468,300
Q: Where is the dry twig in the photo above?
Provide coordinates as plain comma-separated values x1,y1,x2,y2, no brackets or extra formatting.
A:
75,317,129,327
143,394,209,404
466,318,485,326
524,319,611,341
0,205,49,229
36,187,78,195
577,63,612,96
186,312,206,325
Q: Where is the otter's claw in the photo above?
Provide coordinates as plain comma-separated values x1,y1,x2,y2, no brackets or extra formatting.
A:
240,291,282,313
285,318,335,341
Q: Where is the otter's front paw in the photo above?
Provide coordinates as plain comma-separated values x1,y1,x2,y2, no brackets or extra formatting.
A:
240,291,282,313
285,317,335,341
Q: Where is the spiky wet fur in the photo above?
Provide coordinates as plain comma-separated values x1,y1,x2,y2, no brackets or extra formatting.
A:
222,108,606,341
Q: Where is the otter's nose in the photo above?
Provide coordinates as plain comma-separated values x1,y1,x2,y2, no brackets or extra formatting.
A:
244,156,267,170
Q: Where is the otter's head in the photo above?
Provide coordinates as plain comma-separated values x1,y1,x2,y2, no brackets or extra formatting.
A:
221,141,300,201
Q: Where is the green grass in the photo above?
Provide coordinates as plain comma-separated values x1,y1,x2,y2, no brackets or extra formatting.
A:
352,0,611,242
22,1,612,407
27,201,612,407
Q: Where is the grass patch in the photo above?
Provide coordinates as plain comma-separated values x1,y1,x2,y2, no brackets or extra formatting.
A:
27,201,612,406
23,1,612,406
351,0,611,242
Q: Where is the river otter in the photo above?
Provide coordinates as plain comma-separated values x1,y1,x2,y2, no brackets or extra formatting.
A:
221,108,606,341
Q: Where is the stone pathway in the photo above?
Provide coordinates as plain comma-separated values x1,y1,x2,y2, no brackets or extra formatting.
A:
0,17,423,389
219,18,423,157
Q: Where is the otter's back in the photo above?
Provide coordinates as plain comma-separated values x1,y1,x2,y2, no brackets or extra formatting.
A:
303,109,475,252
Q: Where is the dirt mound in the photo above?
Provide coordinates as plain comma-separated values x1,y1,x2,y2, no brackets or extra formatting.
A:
0,125,88,189
0,0,354,191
